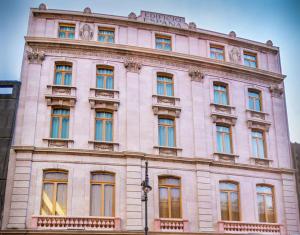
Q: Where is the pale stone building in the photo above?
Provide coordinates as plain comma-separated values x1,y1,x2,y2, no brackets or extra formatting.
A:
2,3,300,235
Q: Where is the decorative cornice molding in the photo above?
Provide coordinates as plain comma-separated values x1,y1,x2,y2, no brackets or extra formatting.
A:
25,37,285,84
188,66,204,82
123,56,142,73
26,46,45,64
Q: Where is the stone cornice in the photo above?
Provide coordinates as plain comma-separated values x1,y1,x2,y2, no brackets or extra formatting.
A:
31,8,279,54
25,37,285,84
12,146,295,175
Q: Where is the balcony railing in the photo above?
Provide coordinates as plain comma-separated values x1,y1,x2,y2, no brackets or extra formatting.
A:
31,216,121,230
154,218,189,232
218,221,284,234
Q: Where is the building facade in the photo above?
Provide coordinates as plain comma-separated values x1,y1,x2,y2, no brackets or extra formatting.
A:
0,81,21,228
292,143,300,217
2,4,300,235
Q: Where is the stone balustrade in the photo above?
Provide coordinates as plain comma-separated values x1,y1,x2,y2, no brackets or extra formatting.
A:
31,216,121,230
218,221,284,234
154,218,189,232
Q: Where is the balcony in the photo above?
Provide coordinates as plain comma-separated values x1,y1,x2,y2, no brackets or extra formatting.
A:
31,216,121,230
154,218,189,232
218,221,284,234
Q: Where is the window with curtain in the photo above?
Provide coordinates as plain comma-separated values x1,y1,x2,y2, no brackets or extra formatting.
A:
214,83,228,105
257,185,276,223
219,181,240,221
98,28,115,43
158,118,175,147
248,90,262,111
96,67,114,89
95,112,113,142
54,63,72,85
157,74,174,97
244,52,257,68
58,24,75,39
51,109,70,139
40,170,68,216
155,35,172,51
90,172,115,217
159,176,181,218
216,125,232,153
252,130,266,159
210,45,225,61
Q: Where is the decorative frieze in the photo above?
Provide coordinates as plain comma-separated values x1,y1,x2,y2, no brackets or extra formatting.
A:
210,103,235,115
211,113,237,126
79,24,94,40
88,140,119,152
89,97,119,111
90,88,119,99
269,84,284,98
250,157,272,167
152,105,181,118
43,138,74,148
26,47,45,64
152,95,180,106
188,66,204,82
124,57,142,73
45,94,76,107
214,152,239,163
154,146,182,156
246,109,268,121
47,85,76,96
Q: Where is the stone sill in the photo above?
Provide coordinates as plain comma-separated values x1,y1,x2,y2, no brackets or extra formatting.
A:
250,157,273,167
47,84,77,89
43,138,74,148
89,97,120,110
90,88,120,99
210,103,236,115
89,140,119,151
214,152,239,163
154,146,182,156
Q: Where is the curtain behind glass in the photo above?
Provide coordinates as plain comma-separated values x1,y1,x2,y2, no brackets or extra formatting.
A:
41,183,54,215
168,127,175,147
220,192,229,220
104,185,113,216
51,117,59,138
55,72,62,85
257,194,265,222
159,187,168,218
97,75,104,88
61,118,69,139
64,73,72,85
106,76,113,89
91,185,101,216
106,120,113,141
95,120,103,141
159,125,165,146
231,192,239,220
56,183,67,215
171,188,180,218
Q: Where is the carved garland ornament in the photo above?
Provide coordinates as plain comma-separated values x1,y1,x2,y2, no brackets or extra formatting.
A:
26,47,45,64
188,66,204,82
124,56,142,73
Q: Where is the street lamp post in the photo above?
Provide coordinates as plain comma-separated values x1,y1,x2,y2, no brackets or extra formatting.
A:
141,161,152,235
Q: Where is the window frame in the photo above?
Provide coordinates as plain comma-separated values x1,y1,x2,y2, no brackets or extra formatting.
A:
210,44,225,61
50,108,70,139
58,23,76,39
216,124,233,154
158,176,182,219
157,73,174,97
40,169,68,216
243,51,258,68
251,129,267,159
248,89,262,112
256,184,276,223
213,82,229,105
90,171,115,217
98,27,115,43
158,117,176,147
95,111,113,142
219,181,240,221
96,65,114,90
155,34,172,51
54,62,73,86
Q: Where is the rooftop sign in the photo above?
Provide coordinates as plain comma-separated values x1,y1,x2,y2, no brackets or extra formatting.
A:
139,11,187,28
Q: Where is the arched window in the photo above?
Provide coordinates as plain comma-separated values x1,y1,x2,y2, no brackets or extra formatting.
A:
158,118,175,147
257,185,275,223
96,66,114,89
157,73,173,96
95,111,113,142
90,172,115,217
54,62,72,85
219,181,240,221
40,170,68,215
158,176,181,218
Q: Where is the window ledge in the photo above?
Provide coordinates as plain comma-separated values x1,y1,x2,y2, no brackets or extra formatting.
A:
214,152,239,163
43,138,74,148
154,218,189,232
89,97,120,111
45,94,76,107
88,140,119,151
152,104,181,118
90,88,119,99
211,113,237,126
250,157,273,167
154,146,182,156
210,103,235,115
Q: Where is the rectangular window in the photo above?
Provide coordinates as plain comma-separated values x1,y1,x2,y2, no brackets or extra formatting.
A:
214,83,228,105
95,112,113,142
155,35,172,51
157,74,173,96
158,118,175,147
159,176,181,218
41,170,68,216
244,52,257,68
96,67,114,89
90,172,115,217
210,45,225,61
58,24,75,39
54,63,72,85
220,182,240,221
51,109,70,139
216,125,232,153
252,130,265,159
98,28,115,43
248,90,262,111
257,185,276,223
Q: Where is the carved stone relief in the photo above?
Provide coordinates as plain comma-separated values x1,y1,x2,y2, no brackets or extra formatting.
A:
229,47,241,64
188,66,204,82
26,47,45,64
269,85,283,98
124,56,142,73
79,24,94,41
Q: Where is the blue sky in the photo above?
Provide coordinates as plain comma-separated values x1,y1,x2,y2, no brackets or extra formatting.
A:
0,0,299,142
